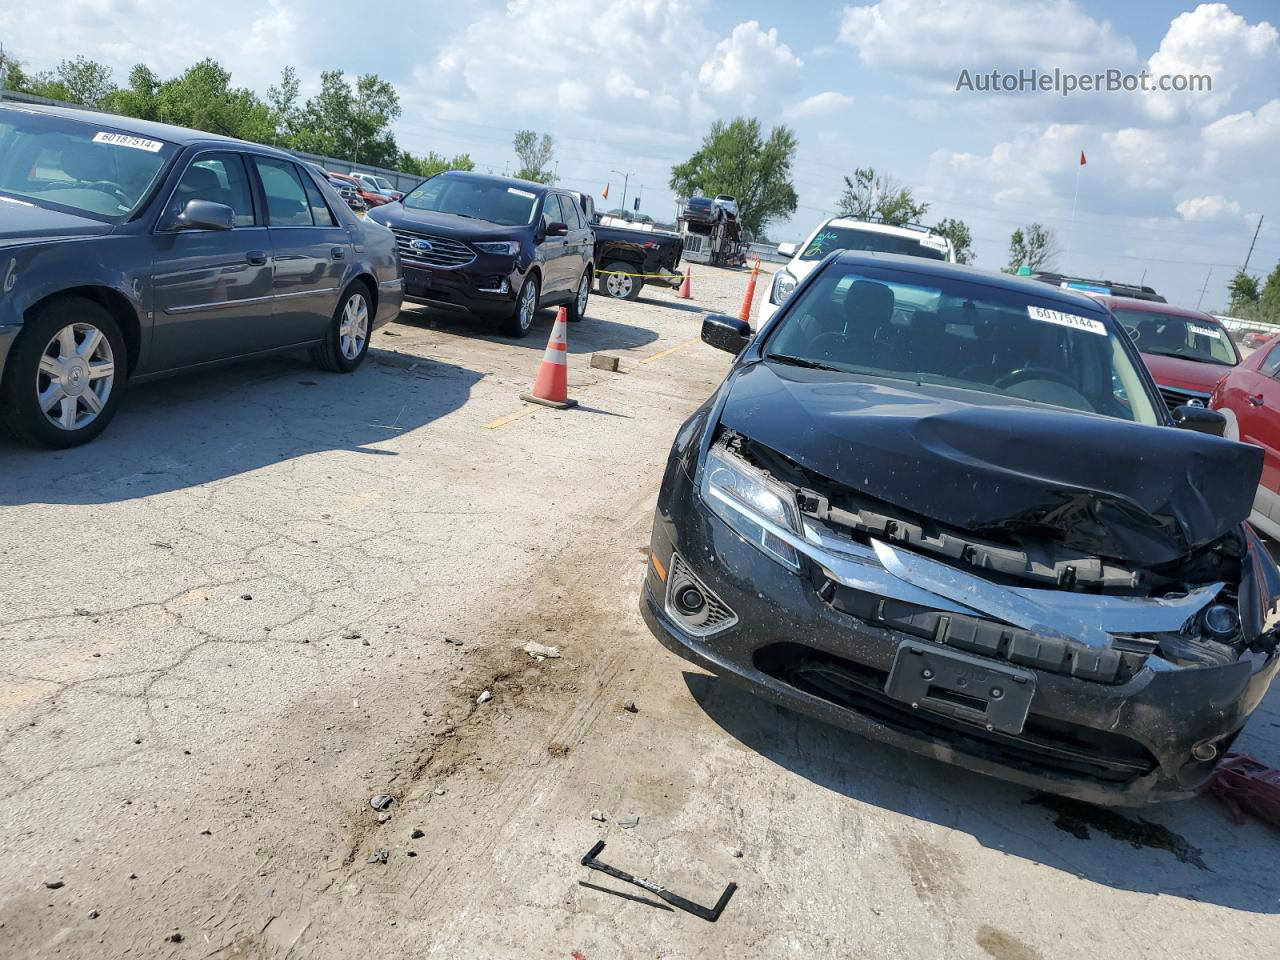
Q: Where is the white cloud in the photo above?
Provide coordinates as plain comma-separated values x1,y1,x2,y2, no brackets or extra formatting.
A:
1142,2,1279,122
1203,98,1280,148
789,91,855,117
697,21,803,109
839,0,1135,77
1175,194,1242,220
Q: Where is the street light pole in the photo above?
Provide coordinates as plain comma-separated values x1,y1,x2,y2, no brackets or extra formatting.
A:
611,169,631,218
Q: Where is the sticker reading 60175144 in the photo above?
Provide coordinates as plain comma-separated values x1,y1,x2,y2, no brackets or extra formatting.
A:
93,131,164,152
1027,305,1107,336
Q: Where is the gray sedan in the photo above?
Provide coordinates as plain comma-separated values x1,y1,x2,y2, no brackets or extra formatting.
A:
0,104,404,448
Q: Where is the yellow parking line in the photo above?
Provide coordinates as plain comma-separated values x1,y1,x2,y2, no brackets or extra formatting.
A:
639,337,700,365
484,405,539,429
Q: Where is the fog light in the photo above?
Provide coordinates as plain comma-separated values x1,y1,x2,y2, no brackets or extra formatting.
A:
664,552,737,637
1191,741,1218,762
675,585,706,616
1200,603,1240,640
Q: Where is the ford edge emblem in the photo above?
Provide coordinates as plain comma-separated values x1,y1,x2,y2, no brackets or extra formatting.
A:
410,238,433,252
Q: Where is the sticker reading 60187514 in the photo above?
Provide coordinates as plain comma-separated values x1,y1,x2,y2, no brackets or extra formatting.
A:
92,131,163,152
1027,305,1107,336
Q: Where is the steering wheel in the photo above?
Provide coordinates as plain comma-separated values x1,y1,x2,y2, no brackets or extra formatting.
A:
86,180,132,206
808,332,847,360
993,366,1076,390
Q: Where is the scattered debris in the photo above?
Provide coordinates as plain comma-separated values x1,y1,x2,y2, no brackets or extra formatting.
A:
548,742,571,758
87,909,99,919
370,794,395,811
377,812,392,824
150,542,173,549
361,639,371,646
579,841,737,922
1209,753,1280,828
623,700,638,714
590,353,621,373
367,849,389,864
728,847,744,859
166,932,184,943
434,787,446,797
444,637,464,646
619,815,640,829
590,810,607,822
342,630,362,640
240,594,253,601
410,828,425,839
199,829,212,836
73,608,90,617
477,690,492,704
43,880,64,890
522,641,561,659
406,850,417,858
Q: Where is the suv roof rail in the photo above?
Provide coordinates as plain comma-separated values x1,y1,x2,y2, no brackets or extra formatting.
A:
1031,272,1165,302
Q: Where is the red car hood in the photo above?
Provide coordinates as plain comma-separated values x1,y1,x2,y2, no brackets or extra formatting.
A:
1140,351,1232,395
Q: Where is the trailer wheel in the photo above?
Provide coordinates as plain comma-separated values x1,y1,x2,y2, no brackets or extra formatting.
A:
600,261,643,301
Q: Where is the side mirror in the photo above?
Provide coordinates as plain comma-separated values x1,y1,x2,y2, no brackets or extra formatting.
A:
168,199,234,232
1172,404,1227,437
777,241,797,258
702,313,752,354
547,221,569,238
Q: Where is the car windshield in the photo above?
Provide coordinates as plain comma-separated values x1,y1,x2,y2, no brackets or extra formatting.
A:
1112,307,1238,366
765,264,1161,425
372,177,393,191
402,175,539,226
799,226,949,262
0,110,178,221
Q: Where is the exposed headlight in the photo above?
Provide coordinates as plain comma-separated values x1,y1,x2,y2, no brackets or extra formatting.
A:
769,270,797,305
702,445,802,570
474,241,519,255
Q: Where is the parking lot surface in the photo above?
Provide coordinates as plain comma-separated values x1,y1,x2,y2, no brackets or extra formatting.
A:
1,268,1277,959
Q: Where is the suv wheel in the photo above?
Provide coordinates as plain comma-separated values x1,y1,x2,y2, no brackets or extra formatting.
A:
0,296,127,449
600,261,643,301
566,269,590,322
503,275,539,338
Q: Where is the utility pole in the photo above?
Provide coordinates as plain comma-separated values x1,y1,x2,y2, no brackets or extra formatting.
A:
1196,266,1213,310
611,169,631,218
1243,214,1264,274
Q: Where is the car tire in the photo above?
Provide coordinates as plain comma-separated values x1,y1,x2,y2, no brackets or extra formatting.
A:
566,268,591,322
312,282,373,373
599,261,643,301
0,296,127,449
503,274,539,338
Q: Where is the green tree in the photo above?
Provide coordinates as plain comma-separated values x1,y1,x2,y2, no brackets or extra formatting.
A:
1260,261,1280,323
266,66,303,146
669,116,798,235
103,64,160,120
53,55,115,107
1006,223,1057,273
152,59,275,142
1228,269,1261,312
398,150,475,178
0,45,33,93
512,130,555,183
293,70,401,166
934,217,974,264
837,167,929,225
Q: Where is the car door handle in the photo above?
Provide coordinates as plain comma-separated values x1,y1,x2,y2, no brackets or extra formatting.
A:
1249,394,1264,406
331,247,346,260
246,250,268,266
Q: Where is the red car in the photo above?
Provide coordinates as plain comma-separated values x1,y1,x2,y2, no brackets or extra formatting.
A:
1096,296,1240,411
1211,334,1280,539
327,172,392,209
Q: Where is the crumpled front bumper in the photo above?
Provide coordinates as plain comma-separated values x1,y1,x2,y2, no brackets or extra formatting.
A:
642,465,1280,805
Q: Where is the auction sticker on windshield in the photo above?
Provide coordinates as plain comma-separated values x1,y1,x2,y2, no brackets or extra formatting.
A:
1027,305,1107,336
92,132,164,152
1190,324,1221,339
507,187,536,199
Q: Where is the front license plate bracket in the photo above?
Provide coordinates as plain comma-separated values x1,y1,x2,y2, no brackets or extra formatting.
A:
885,641,1036,735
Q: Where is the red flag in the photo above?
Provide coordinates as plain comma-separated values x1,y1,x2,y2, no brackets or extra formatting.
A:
1079,150,1087,166
602,183,610,200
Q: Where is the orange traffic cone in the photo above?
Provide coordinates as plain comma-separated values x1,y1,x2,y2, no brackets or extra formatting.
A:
521,306,578,409
678,267,692,299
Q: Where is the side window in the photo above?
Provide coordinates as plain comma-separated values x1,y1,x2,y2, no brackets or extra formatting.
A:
542,194,566,229
1261,344,1280,378
252,156,313,226
300,170,337,227
560,195,582,229
173,153,255,227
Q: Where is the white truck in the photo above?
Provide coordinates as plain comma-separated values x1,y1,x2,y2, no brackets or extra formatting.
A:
677,194,747,267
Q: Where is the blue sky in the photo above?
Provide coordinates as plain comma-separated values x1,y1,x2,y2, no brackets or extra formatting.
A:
2,0,1277,309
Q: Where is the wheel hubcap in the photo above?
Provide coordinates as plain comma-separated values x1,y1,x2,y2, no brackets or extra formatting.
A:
339,294,369,360
37,322,114,431
578,275,589,313
520,284,536,330
606,272,632,297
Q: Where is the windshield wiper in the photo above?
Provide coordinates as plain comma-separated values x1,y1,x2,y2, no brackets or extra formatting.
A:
767,354,841,371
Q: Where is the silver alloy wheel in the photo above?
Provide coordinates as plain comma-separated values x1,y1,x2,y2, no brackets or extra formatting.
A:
519,281,537,331
339,293,369,360
605,271,633,298
36,322,115,431
577,273,590,314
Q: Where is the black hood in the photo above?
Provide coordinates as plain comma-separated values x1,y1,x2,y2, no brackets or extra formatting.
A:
718,362,1262,567
372,204,526,240
0,198,114,245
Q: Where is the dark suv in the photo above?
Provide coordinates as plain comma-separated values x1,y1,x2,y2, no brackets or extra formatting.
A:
368,172,593,337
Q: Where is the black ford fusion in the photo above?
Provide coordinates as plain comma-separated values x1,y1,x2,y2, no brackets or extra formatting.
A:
641,250,1280,805
368,172,594,338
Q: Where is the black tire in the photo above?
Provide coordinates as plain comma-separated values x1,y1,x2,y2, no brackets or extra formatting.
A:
599,261,643,301
0,296,127,449
566,268,591,322
502,274,539,338
312,282,373,373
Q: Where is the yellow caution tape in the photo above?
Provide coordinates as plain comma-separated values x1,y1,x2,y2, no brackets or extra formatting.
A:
596,269,685,280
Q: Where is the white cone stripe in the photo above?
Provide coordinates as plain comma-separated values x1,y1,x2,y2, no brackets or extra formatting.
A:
541,349,567,366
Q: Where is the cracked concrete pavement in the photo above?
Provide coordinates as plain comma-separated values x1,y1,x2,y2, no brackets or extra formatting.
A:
1,266,1278,959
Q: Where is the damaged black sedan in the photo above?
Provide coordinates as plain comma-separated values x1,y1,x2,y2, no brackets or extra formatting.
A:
640,251,1280,805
